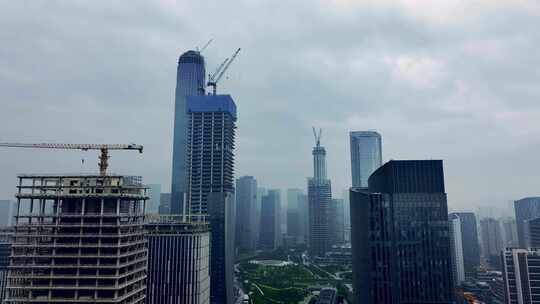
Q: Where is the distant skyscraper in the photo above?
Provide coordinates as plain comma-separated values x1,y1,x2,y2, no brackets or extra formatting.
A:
235,176,257,253
146,184,161,214
298,193,309,244
184,94,237,304
449,214,465,285
0,201,13,227
255,188,266,247
502,248,540,303
287,189,303,243
349,131,382,188
449,212,481,279
328,198,344,245
515,197,540,248
480,218,503,270
500,217,518,248
350,160,454,304
308,129,332,257
342,189,351,242
259,190,281,250
159,192,171,215
171,50,206,215
146,220,210,304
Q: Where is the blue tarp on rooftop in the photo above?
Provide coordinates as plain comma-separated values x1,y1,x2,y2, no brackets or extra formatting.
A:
186,94,237,120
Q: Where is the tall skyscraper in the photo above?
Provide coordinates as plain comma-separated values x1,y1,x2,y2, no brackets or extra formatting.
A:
480,217,503,270
500,217,518,248
350,160,454,304
342,189,351,242
328,198,344,245
502,248,540,303
185,94,237,304
349,131,382,188
286,188,303,243
235,176,257,253
308,129,332,257
171,50,206,215
298,193,309,244
515,197,540,248
146,184,161,214
259,190,281,250
448,212,481,279
6,174,147,303
159,192,171,215
449,214,465,285
146,220,210,304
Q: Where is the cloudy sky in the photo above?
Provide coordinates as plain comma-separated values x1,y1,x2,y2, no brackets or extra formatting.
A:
0,0,539,214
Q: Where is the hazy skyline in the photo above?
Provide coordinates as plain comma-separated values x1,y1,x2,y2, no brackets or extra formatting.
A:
1,1,539,212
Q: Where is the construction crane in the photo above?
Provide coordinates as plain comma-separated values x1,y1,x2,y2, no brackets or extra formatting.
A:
207,48,241,95
199,38,213,53
312,127,322,147
0,143,143,175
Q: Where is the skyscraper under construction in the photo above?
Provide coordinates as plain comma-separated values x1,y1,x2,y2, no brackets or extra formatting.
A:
6,174,147,303
308,128,332,257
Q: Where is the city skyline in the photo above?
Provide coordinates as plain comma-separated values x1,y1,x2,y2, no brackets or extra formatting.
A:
1,2,540,211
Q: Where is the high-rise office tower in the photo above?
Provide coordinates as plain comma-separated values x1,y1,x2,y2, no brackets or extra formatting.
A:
146,220,210,304
158,192,171,215
515,197,540,248
235,176,257,253
171,50,206,215
0,201,14,226
185,94,237,304
350,160,454,304
480,217,503,270
286,189,303,243
259,190,281,250
146,184,161,214
298,193,309,244
0,228,11,301
328,198,344,245
449,214,465,285
255,188,266,247
308,129,332,257
448,212,481,279
524,217,540,248
342,189,351,242
6,174,147,303
502,248,540,303
349,131,382,188
501,217,518,247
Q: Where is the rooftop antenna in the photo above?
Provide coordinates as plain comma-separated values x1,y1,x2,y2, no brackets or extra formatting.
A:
312,127,322,147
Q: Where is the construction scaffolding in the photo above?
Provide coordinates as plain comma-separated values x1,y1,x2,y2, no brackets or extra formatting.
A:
5,174,148,303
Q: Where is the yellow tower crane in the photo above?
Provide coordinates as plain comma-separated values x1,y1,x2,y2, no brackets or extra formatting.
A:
0,143,143,175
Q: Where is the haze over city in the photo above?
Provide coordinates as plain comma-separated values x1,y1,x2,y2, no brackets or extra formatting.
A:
1,0,540,212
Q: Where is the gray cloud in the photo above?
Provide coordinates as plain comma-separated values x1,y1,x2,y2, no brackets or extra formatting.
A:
1,0,539,214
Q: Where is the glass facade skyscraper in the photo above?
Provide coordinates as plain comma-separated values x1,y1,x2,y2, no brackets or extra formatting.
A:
349,131,382,188
514,197,540,248
350,160,454,304
171,50,206,215
235,176,258,253
448,212,481,280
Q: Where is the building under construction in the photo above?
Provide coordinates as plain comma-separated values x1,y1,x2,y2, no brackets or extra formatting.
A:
5,174,148,303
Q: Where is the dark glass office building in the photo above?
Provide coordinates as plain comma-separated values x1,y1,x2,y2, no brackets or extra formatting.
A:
350,160,454,304
448,212,481,279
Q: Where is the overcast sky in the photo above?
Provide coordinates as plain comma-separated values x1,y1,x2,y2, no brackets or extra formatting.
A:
0,0,539,214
